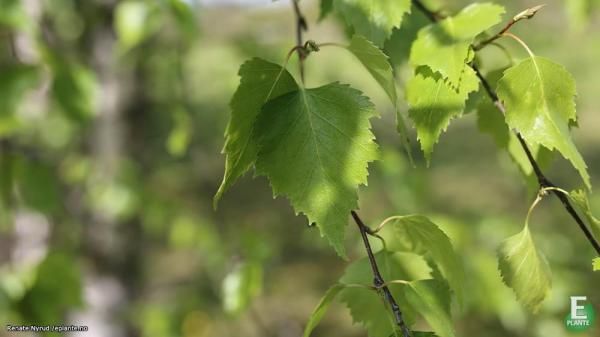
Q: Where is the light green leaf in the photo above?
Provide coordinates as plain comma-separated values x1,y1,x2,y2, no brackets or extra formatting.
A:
347,35,412,163
569,190,600,240
406,67,479,162
255,83,378,257
115,0,155,50
15,157,61,214
222,262,263,315
214,58,298,208
348,35,397,105
303,284,345,337
410,3,505,85
404,280,454,337
334,0,411,46
497,56,590,189
339,251,416,337
593,258,600,272
497,225,552,312
380,215,464,304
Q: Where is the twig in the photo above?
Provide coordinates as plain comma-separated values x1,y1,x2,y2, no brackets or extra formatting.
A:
292,0,307,84
473,4,545,51
351,211,412,337
412,0,600,255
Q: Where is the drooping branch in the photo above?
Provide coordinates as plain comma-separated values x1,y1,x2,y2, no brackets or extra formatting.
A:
412,0,600,255
287,2,413,335
351,211,412,337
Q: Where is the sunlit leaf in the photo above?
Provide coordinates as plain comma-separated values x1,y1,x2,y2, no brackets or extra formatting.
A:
255,83,378,257
347,35,411,162
410,3,505,85
214,58,298,207
348,35,397,105
406,67,479,162
115,0,154,50
334,0,411,46
593,258,600,272
497,225,552,312
497,56,590,189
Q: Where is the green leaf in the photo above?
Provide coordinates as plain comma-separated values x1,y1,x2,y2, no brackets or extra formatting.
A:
214,58,298,208
497,225,552,312
384,7,430,67
334,0,411,46
569,190,600,240
303,284,345,337
477,97,509,148
50,61,98,123
593,258,600,272
406,67,479,162
115,0,156,50
497,56,590,189
410,3,505,85
319,0,334,21
404,280,454,337
222,262,263,315
347,35,412,163
255,83,378,257
22,252,83,324
380,215,464,304
348,35,397,105
15,157,61,214
0,65,39,136
339,251,416,337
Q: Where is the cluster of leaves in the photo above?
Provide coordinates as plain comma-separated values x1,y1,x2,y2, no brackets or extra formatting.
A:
304,216,463,337
216,0,600,335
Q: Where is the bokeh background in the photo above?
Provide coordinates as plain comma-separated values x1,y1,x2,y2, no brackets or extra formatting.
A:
0,0,599,336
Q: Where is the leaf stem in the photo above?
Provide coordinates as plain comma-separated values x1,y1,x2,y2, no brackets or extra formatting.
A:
351,211,412,337
412,0,600,255
502,32,536,59
473,4,545,51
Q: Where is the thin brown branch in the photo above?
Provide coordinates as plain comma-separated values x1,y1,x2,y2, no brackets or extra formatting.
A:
412,0,600,255
351,211,412,337
473,5,545,51
292,0,307,84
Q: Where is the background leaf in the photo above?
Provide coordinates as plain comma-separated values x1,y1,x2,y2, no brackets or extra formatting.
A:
334,0,411,46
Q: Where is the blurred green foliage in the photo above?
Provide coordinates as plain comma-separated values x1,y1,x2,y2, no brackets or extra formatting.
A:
0,0,599,337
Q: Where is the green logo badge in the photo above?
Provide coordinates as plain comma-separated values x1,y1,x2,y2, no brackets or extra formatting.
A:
565,296,596,332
